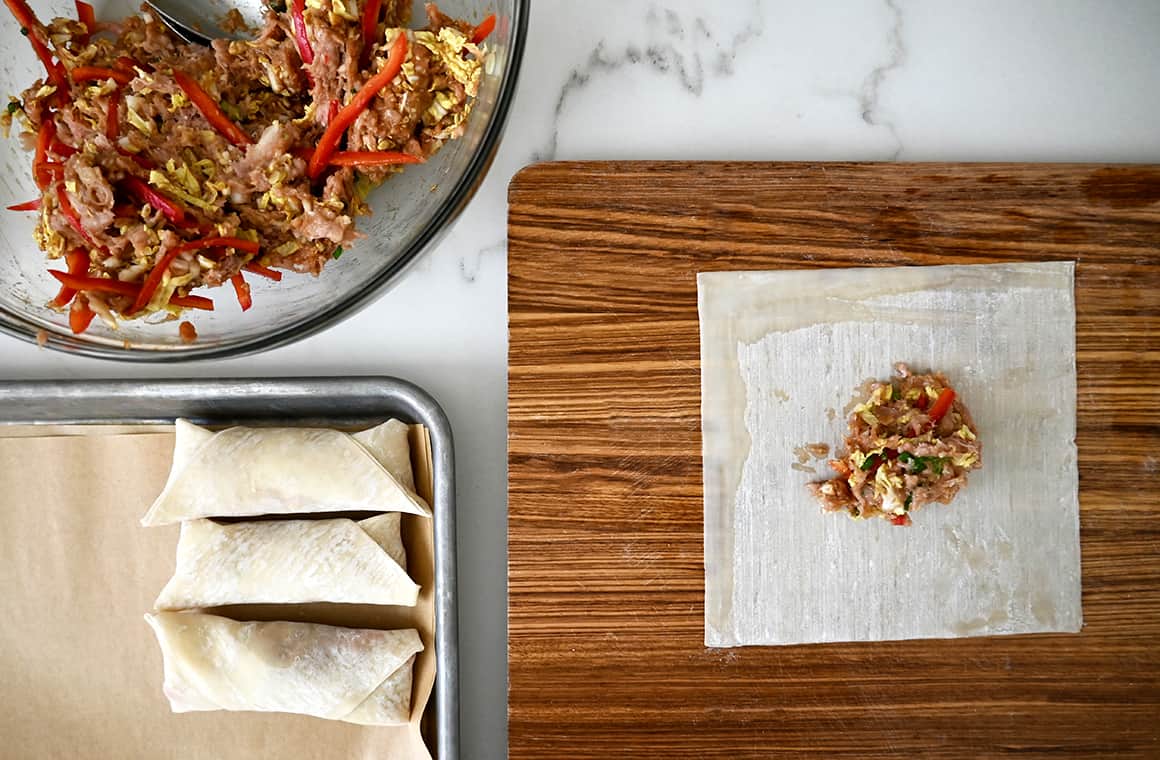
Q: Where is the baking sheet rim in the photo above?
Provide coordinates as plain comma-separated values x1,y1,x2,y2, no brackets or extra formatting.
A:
0,375,459,760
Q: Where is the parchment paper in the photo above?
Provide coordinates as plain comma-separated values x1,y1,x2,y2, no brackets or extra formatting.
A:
699,262,1082,647
0,424,437,760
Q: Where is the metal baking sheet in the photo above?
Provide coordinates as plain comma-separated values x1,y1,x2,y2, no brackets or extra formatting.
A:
0,376,458,760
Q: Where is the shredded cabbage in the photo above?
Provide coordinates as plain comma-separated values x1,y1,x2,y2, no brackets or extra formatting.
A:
415,28,483,97
126,106,154,135
146,267,198,314
306,0,357,22
951,453,979,468
168,91,190,112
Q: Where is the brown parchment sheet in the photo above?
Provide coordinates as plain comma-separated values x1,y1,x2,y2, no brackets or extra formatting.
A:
0,424,437,760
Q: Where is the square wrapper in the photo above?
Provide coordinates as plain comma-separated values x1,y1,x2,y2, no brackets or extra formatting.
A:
699,262,1082,647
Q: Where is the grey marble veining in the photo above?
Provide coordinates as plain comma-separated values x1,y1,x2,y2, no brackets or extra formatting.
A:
535,1,767,161
859,0,906,159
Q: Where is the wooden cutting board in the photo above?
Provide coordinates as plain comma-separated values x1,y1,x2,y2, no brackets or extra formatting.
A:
507,162,1160,759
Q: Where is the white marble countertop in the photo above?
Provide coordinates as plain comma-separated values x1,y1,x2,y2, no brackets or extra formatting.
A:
3,1,1159,757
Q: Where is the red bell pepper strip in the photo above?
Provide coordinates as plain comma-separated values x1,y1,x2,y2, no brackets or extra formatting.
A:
173,71,252,147
179,320,197,343
49,271,214,311
7,198,41,211
122,176,186,224
308,32,407,179
327,150,423,167
2,0,40,35
69,294,96,333
130,236,259,313
890,514,912,527
74,1,96,34
359,0,381,66
230,272,252,311
130,247,191,313
29,35,66,88
914,393,929,410
75,1,96,26
70,66,134,87
290,0,314,65
166,293,214,311
470,14,496,45
33,121,54,190
178,236,260,256
50,249,90,308
928,388,956,425
289,0,316,87
3,0,66,88
50,137,77,158
104,61,138,143
115,56,149,74
243,262,282,281
50,270,135,296
56,184,96,246
36,163,64,187
117,148,155,171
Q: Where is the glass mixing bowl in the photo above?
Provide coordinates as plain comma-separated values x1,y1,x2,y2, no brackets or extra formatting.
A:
0,0,526,361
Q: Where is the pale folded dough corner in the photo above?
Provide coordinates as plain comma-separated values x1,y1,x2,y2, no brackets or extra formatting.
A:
145,612,423,725
154,513,419,609
141,419,430,526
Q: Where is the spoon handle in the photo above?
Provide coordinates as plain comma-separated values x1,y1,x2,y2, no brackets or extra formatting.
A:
143,1,214,46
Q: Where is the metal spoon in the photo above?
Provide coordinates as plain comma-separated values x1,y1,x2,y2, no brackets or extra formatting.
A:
143,0,269,45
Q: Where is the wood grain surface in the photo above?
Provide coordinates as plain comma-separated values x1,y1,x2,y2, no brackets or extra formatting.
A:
507,162,1160,759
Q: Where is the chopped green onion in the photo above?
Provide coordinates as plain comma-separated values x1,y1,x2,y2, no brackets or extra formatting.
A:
332,246,343,259
859,454,879,471
898,451,922,473
903,493,913,511
898,452,947,476
219,100,244,122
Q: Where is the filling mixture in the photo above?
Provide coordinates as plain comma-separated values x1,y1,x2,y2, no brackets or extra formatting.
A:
1,0,495,334
808,363,982,526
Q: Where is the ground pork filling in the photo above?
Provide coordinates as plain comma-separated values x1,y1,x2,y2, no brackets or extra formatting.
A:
808,363,982,526
4,1,486,328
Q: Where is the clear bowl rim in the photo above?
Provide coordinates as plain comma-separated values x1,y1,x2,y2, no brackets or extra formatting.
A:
0,1,530,363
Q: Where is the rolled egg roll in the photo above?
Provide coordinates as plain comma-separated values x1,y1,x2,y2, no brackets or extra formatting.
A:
155,513,420,609
141,419,429,526
146,612,423,725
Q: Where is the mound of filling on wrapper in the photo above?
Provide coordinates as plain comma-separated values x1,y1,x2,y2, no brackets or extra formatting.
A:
1,1,491,333
808,363,982,525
